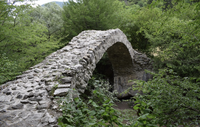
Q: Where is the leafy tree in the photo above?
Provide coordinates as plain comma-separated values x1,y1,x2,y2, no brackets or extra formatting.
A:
140,1,199,77
30,2,65,40
62,0,122,40
119,0,148,6
133,69,200,126
129,1,200,126
0,1,63,84
0,1,43,83
0,54,21,84
118,4,153,54
120,0,200,73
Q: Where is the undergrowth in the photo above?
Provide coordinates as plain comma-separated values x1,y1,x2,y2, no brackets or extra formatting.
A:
58,78,125,127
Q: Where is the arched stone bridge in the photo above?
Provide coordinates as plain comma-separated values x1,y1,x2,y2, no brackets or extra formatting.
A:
0,29,152,127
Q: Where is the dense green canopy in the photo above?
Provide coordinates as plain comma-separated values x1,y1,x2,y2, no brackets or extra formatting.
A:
0,1,64,83
62,0,122,40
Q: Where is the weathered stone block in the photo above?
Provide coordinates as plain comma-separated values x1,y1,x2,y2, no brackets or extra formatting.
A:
8,103,23,110
60,77,72,84
57,84,71,88
54,88,69,96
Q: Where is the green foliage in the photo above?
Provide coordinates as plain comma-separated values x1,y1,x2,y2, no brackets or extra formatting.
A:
86,77,119,102
62,0,122,40
132,98,157,127
0,1,64,84
132,69,200,126
58,79,123,127
30,2,65,40
122,1,200,126
144,1,200,78
50,84,58,96
0,54,21,84
118,4,153,54
119,0,148,7
120,0,200,76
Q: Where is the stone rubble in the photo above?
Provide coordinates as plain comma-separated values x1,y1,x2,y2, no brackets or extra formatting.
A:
0,29,152,126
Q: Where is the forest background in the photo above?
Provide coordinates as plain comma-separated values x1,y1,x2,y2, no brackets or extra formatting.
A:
0,0,200,126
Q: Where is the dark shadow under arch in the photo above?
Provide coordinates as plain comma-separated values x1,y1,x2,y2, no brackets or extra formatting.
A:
107,42,134,76
93,53,114,86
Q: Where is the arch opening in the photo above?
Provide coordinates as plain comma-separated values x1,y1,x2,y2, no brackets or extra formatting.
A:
106,42,135,98
83,42,136,99
93,53,114,88
106,42,134,76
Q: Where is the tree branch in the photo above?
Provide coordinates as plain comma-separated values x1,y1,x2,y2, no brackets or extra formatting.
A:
181,105,200,113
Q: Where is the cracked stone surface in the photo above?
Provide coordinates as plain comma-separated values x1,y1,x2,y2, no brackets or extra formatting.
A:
0,29,152,126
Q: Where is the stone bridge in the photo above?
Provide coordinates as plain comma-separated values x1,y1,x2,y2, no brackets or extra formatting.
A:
0,29,152,127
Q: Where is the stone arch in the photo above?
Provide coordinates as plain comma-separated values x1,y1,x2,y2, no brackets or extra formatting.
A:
0,29,152,126
63,29,135,97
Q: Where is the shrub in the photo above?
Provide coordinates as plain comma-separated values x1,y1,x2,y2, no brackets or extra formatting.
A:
58,78,123,127
132,69,200,126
